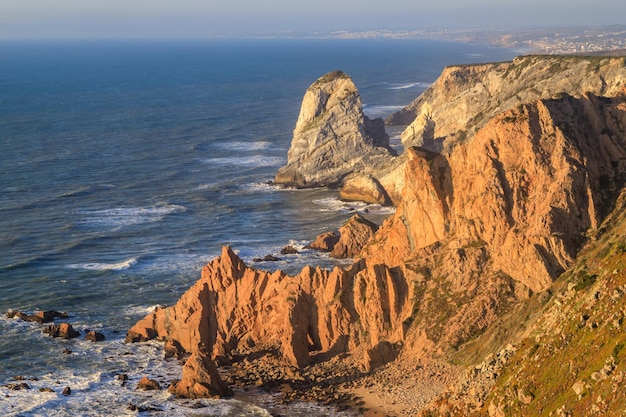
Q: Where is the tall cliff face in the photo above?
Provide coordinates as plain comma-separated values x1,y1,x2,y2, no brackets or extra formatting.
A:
274,70,402,204
368,93,626,293
389,55,626,150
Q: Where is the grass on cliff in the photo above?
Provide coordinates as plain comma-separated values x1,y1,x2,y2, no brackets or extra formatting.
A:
478,195,626,416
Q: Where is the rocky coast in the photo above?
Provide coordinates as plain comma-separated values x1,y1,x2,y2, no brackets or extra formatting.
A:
127,55,626,416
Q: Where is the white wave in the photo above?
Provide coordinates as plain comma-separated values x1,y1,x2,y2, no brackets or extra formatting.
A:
201,155,285,168
68,257,138,271
363,104,405,118
138,253,215,274
213,140,273,151
79,204,186,227
238,181,283,193
124,304,164,317
386,82,431,90
312,197,396,215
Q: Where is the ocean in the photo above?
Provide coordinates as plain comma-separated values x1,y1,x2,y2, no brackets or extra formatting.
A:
0,38,516,416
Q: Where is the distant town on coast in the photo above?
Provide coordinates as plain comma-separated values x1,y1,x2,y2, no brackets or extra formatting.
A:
251,24,626,55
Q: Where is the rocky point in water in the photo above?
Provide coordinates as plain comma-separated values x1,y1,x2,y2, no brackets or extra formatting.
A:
127,54,626,415
274,70,404,205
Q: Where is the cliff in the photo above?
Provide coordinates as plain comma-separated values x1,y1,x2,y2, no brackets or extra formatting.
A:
419,189,626,417
389,55,626,150
127,55,626,412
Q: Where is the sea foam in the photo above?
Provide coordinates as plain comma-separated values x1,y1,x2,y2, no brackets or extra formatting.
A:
67,257,139,271
78,204,186,228
312,197,396,215
201,155,285,168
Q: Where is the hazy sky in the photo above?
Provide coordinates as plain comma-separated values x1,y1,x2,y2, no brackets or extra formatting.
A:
1,0,625,38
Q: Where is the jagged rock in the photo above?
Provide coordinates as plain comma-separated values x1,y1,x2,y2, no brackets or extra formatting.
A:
85,331,105,342
127,58,626,413
6,310,68,323
3,382,30,390
330,214,378,259
43,323,79,339
168,350,233,398
366,93,626,293
274,70,399,203
62,386,71,396
164,339,186,360
280,245,299,255
136,376,161,391
308,231,340,252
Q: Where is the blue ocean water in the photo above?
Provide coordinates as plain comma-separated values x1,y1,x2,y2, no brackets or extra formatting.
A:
0,39,516,416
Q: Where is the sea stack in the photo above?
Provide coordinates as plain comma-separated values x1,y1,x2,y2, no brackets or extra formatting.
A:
274,70,403,204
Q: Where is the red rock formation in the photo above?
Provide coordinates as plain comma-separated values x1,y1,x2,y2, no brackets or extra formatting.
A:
128,91,626,395
136,376,161,391
168,350,233,398
331,214,379,259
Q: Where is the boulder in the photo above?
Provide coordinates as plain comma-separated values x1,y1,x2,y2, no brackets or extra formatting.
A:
168,350,233,398
330,214,379,259
339,175,390,205
85,331,105,342
307,231,339,252
280,245,299,255
43,323,79,339
136,376,161,391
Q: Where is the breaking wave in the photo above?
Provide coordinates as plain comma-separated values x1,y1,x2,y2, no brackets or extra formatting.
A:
78,204,187,228
67,257,139,271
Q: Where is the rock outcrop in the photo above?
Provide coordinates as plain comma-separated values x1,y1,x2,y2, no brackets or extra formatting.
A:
389,55,626,150
274,70,403,204
43,323,80,339
367,93,626,292
330,214,379,258
168,350,233,398
308,213,379,258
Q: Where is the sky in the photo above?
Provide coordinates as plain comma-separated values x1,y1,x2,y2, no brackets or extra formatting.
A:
1,0,625,39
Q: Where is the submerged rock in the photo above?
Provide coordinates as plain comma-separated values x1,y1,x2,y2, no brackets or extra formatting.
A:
6,310,68,323
85,331,105,342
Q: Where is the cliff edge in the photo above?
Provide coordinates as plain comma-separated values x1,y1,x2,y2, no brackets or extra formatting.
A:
389,55,626,151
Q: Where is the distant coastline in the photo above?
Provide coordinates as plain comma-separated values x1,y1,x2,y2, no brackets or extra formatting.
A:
226,24,626,55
